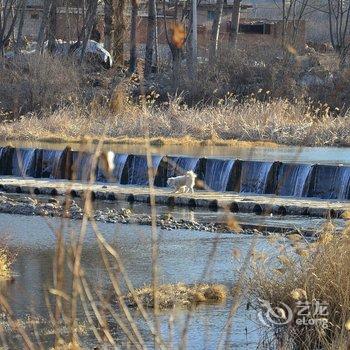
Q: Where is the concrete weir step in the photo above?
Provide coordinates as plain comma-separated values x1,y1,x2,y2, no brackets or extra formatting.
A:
0,176,349,219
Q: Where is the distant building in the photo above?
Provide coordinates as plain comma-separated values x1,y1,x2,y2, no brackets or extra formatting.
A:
19,0,306,56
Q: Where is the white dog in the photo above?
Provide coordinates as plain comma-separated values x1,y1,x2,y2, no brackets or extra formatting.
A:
167,170,197,193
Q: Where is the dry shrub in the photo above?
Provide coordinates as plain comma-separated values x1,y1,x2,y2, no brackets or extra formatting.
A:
0,247,13,280
124,283,228,309
249,223,350,349
174,46,279,104
0,54,81,116
158,45,350,111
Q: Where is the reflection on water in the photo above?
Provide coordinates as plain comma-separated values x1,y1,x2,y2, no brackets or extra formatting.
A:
0,213,282,348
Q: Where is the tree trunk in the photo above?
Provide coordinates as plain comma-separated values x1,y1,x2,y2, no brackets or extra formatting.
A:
79,0,98,63
129,0,138,73
0,0,23,56
48,0,57,53
170,44,181,87
104,0,112,52
113,0,125,65
153,12,158,72
37,0,52,52
209,0,223,62
144,0,157,78
191,0,197,76
229,0,241,47
15,0,27,53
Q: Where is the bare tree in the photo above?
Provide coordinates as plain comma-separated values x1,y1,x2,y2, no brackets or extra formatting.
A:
79,0,98,63
48,0,57,53
281,0,310,52
209,0,224,62
104,0,125,64
104,0,113,52
229,0,241,47
37,0,53,52
129,0,138,73
162,0,186,86
144,0,157,78
327,0,350,67
190,0,197,74
0,0,25,55
113,0,125,65
14,0,26,53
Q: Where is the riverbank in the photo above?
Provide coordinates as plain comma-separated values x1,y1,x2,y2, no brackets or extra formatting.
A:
1,98,350,147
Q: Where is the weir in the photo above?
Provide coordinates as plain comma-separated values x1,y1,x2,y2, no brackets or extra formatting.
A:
166,156,200,178
204,159,235,192
121,155,164,186
12,148,37,177
307,165,350,200
0,146,349,201
276,163,312,197
239,161,274,194
72,151,94,181
41,150,63,178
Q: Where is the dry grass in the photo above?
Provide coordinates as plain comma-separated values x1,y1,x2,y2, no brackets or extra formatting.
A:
0,247,13,280
0,54,81,116
249,222,350,349
0,97,349,147
1,50,350,147
124,283,228,309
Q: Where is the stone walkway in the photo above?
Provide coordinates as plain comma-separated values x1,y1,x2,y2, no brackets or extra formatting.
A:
0,176,349,218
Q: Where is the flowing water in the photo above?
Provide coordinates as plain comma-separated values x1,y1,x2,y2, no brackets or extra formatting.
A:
276,163,312,197
0,213,282,349
113,153,129,183
12,148,36,177
123,155,164,186
204,159,235,191
41,150,62,178
72,151,94,181
0,140,349,348
166,156,200,178
239,161,273,194
338,166,350,200
1,147,350,199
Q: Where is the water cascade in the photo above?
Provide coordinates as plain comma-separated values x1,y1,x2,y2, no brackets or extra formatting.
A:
41,150,64,178
204,159,235,191
308,165,350,199
12,148,37,177
166,156,200,178
121,155,163,186
96,153,129,183
113,154,129,183
239,161,274,194
276,163,313,197
338,166,350,200
0,145,349,201
71,152,95,181
0,146,15,175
